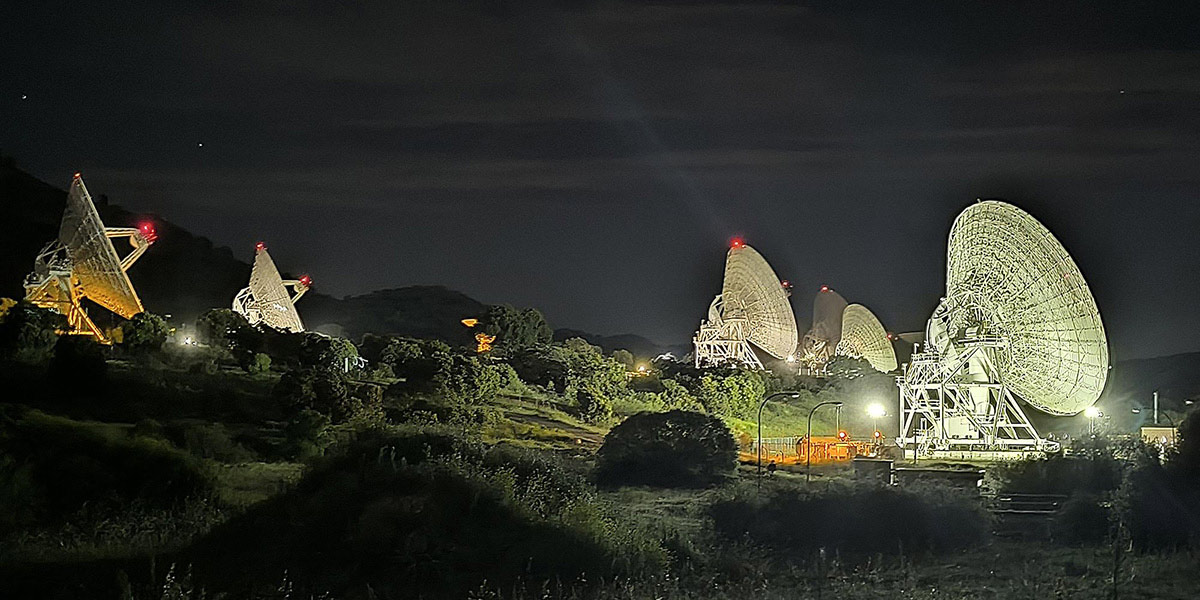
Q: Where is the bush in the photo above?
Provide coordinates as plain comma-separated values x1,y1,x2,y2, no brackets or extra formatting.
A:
178,423,255,463
0,302,65,363
595,410,737,487
0,409,212,534
195,308,251,349
696,369,765,419
122,312,170,354
185,427,665,598
282,409,332,460
1051,494,1109,546
712,483,988,556
241,352,271,375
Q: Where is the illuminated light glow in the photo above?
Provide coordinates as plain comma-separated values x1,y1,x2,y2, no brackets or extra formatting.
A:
693,242,798,370
461,318,479,328
897,200,1108,458
730,236,745,249
475,331,496,353
820,285,829,292
1084,406,1102,419
73,172,81,179
231,243,309,332
866,403,886,418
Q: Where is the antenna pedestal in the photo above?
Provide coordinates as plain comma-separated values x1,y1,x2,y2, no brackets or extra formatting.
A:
897,340,1059,460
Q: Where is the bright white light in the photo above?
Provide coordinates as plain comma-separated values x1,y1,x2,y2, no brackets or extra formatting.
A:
1084,406,1101,418
866,403,886,418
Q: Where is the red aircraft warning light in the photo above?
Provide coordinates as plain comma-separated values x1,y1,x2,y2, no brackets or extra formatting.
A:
255,241,267,251
820,285,830,292
138,222,158,244
730,237,745,249
837,430,848,441
299,275,312,287
73,172,82,179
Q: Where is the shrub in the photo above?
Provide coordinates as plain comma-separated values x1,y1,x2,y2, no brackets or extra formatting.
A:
185,427,664,598
711,483,988,555
595,410,737,487
0,302,65,363
122,312,171,354
195,308,251,349
282,409,332,460
1051,494,1109,546
0,409,212,534
241,352,271,375
696,369,765,419
178,423,255,463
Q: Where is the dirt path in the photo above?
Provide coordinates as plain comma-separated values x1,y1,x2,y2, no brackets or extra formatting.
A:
504,411,606,446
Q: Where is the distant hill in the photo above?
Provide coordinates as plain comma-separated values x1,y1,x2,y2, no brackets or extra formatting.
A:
303,286,486,346
553,328,688,359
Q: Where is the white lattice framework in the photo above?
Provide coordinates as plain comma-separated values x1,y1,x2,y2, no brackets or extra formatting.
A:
898,201,1109,457
232,244,310,332
836,304,898,373
24,174,155,343
694,243,797,369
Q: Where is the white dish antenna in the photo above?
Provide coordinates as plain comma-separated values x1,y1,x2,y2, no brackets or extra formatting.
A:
836,304,898,373
898,200,1109,458
798,287,848,375
694,240,798,369
232,243,311,332
24,174,156,342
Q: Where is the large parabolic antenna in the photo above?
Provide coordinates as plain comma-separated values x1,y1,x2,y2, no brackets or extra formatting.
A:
836,304,898,373
798,287,848,374
24,174,156,343
898,200,1109,458
232,243,311,332
694,241,798,369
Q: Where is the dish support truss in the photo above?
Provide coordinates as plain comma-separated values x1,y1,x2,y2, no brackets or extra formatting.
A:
896,337,1060,458
23,227,153,344
232,281,309,331
693,295,764,369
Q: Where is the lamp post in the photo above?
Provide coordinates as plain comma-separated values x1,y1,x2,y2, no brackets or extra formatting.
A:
867,403,886,450
1084,405,1102,435
1132,407,1175,427
806,401,844,483
757,391,801,487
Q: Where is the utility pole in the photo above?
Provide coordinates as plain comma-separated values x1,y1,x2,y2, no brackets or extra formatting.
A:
1153,390,1159,425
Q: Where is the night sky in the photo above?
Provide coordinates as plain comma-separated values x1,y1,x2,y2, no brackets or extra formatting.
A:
4,1,1198,360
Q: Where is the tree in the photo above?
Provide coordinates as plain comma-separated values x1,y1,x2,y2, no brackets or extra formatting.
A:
299,333,359,373
697,369,766,419
122,312,170,354
611,349,635,370
0,302,65,363
196,309,250,349
659,379,699,411
282,409,332,460
241,352,271,375
559,338,629,423
482,304,552,352
595,410,737,487
431,355,502,405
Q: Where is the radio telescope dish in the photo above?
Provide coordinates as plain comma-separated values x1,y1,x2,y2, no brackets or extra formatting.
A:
232,243,310,332
24,174,155,343
694,242,798,369
836,304,897,373
898,200,1109,458
798,287,847,375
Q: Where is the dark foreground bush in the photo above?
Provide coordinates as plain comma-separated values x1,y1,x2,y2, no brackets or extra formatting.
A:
0,408,212,535
712,483,989,556
595,410,737,488
181,426,665,599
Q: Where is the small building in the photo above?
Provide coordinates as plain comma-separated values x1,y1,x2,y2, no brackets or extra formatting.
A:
1140,426,1177,447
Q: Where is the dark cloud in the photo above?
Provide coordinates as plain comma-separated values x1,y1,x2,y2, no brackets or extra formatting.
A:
3,1,1198,358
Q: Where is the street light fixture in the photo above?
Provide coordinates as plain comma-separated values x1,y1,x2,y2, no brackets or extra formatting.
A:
757,391,801,486
1084,405,1102,435
806,401,844,483
866,403,886,450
